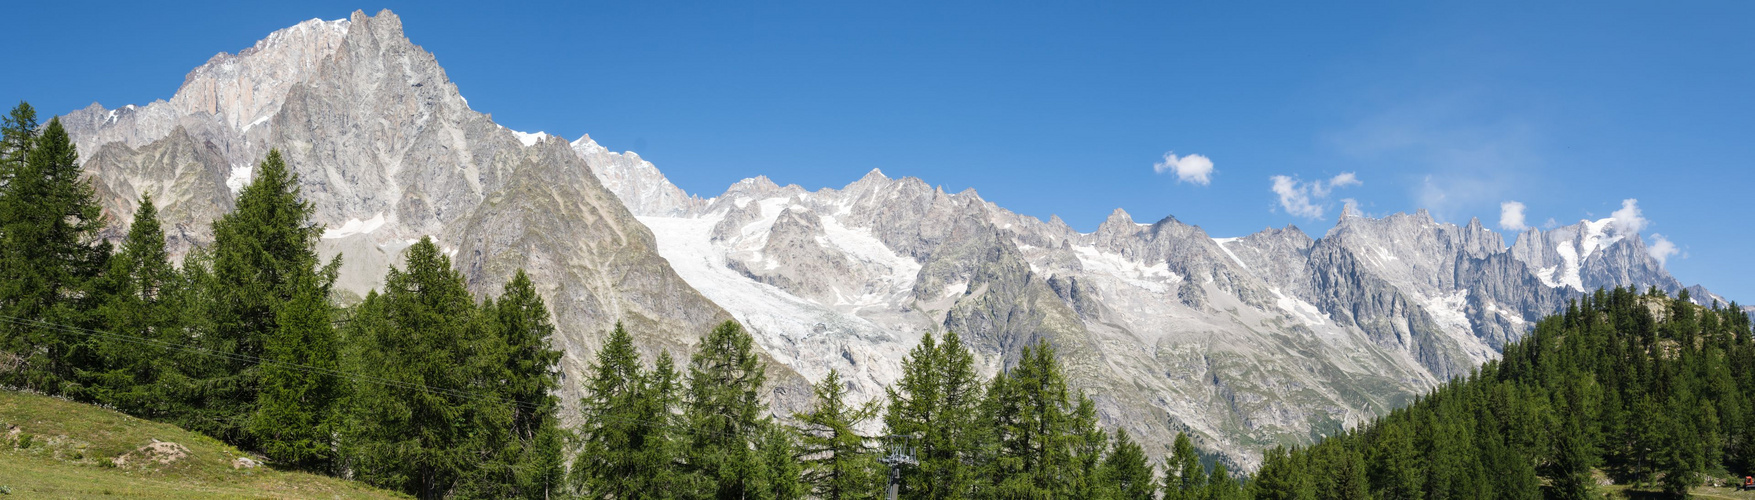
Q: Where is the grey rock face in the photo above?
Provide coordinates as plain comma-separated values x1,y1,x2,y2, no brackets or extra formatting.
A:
609,157,1729,468
59,9,1730,471
63,10,809,424
83,127,235,254
571,135,705,217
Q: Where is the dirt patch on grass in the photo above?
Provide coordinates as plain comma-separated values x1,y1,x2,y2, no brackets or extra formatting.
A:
112,439,190,468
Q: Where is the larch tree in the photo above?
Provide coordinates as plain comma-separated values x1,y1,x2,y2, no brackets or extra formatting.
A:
1163,432,1206,500
81,195,183,416
682,320,770,499
491,269,566,499
0,116,109,394
883,331,985,498
1100,428,1157,500
795,369,882,500
342,238,487,498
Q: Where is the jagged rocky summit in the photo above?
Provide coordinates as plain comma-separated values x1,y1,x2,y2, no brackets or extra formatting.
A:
583,145,1732,468
59,10,811,423
60,10,1732,469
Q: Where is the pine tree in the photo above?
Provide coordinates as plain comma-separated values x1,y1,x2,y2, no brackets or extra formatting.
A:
491,270,565,498
985,340,1079,497
1252,446,1314,500
1205,463,1244,500
1099,428,1156,500
0,117,109,394
194,149,340,449
682,320,770,499
755,424,806,500
0,101,37,185
1369,420,1423,500
79,195,181,415
796,369,881,500
576,322,669,498
342,238,486,498
884,331,985,498
1163,432,1206,500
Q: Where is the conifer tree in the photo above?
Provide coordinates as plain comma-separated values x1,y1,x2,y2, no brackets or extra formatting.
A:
1205,463,1244,500
0,117,109,393
1069,394,1108,498
1252,446,1313,500
576,322,671,498
1314,444,1369,500
1164,432,1207,500
196,149,340,449
252,265,342,470
756,424,806,500
1099,428,1156,500
985,340,1079,497
1548,373,1601,500
1368,420,1422,500
342,238,487,498
884,331,985,498
646,350,685,495
0,101,37,185
1280,287,1755,499
795,369,881,500
79,195,181,414
491,270,565,498
682,320,770,499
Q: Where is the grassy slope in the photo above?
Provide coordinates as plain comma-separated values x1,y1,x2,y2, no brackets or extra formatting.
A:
0,389,404,499
1602,484,1755,499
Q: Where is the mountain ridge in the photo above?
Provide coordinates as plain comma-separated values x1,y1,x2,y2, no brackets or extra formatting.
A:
59,9,811,425
54,10,1735,469
581,135,1733,467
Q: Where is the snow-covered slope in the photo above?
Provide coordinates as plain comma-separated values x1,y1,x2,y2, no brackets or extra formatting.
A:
63,10,812,427
573,142,1726,467
58,9,1730,471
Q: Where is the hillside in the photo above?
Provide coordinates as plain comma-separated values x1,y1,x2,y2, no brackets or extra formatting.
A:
1247,288,1755,499
0,389,404,499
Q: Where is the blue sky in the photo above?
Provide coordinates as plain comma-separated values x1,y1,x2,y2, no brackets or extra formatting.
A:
5,1,1752,300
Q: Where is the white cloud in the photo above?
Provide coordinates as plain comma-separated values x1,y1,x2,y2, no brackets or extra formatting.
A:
1610,198,1647,236
1647,233,1679,266
1270,173,1361,219
1153,152,1214,186
1271,176,1320,218
1542,218,1558,230
1498,201,1527,231
1341,198,1362,218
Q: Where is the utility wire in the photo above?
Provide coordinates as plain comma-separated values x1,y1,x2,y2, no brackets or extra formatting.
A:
0,314,787,443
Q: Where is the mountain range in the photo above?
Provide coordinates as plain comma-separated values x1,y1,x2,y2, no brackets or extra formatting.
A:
57,10,1738,468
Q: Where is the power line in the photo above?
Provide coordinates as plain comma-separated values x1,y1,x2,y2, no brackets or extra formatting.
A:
0,314,790,443
1,314,521,412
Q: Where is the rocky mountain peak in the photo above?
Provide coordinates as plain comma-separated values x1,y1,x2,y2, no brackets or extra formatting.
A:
64,11,812,430
1100,207,1136,229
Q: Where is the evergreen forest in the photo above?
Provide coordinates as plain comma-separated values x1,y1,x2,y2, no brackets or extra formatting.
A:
3,99,1753,499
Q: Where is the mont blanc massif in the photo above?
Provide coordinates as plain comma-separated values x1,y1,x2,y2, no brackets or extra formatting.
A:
56,11,1739,469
